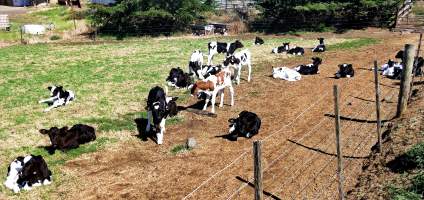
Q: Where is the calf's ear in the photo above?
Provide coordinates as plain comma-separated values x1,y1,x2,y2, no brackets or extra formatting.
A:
39,129,48,134
228,118,236,123
172,97,179,102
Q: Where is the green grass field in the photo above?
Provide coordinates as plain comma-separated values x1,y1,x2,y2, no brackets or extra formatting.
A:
0,6,75,42
0,34,379,199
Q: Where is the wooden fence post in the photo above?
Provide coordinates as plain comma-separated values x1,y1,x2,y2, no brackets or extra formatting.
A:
253,141,263,200
396,44,415,117
373,61,382,153
20,26,23,44
333,85,344,200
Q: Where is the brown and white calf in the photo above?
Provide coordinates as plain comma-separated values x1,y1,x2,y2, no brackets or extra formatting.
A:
190,69,234,113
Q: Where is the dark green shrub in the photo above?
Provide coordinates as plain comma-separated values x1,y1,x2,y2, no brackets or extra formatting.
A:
49,35,61,40
388,186,422,200
87,0,214,36
410,171,424,195
406,143,424,169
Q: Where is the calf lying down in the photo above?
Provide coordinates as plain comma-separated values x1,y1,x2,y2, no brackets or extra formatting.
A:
227,111,261,141
272,67,302,81
335,63,354,78
381,60,403,79
39,124,96,151
39,85,75,112
4,155,52,193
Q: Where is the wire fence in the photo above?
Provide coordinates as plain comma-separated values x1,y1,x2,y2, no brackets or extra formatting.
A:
181,35,423,199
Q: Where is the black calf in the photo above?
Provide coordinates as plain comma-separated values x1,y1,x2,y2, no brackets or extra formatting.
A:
254,36,264,45
335,63,354,78
227,111,261,141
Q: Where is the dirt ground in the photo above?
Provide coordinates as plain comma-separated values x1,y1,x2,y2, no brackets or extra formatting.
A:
51,29,419,200
347,84,424,200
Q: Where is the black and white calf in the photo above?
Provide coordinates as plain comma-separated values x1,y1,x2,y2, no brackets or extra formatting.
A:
4,155,52,193
295,57,322,75
146,86,178,144
254,36,264,45
227,111,261,141
312,38,326,52
207,40,244,65
166,67,192,88
223,49,252,85
202,64,223,79
188,50,204,79
39,85,75,112
395,50,404,61
287,46,305,56
39,124,96,151
335,63,354,78
271,42,290,54
381,59,403,79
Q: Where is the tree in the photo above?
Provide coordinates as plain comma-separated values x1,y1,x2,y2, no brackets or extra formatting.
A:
252,0,402,32
88,0,214,36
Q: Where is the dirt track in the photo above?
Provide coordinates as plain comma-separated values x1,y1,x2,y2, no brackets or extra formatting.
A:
58,29,418,200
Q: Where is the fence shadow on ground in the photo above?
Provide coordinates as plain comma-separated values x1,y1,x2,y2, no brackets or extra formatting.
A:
235,176,281,200
324,113,394,123
288,139,369,159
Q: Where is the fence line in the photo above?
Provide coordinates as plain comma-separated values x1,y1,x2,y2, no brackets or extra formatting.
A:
312,88,399,199
182,151,249,200
226,75,378,199
265,83,390,199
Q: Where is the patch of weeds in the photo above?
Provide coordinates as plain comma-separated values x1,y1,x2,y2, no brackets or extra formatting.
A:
167,116,184,125
170,144,191,155
14,115,28,125
387,142,424,173
388,185,422,200
410,171,424,195
328,38,379,51
405,143,424,169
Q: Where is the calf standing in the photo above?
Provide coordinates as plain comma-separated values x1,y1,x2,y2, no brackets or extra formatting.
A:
146,86,178,144
207,40,244,65
191,69,234,113
223,49,252,84
188,50,204,79
227,111,261,141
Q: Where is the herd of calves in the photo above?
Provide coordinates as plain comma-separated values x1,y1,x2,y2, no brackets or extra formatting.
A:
5,36,423,194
